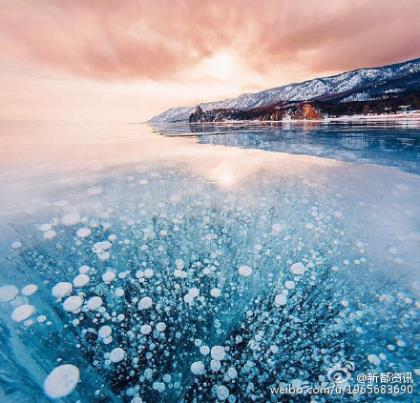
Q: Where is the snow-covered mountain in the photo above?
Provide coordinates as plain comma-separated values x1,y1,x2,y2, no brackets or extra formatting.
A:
149,57,420,123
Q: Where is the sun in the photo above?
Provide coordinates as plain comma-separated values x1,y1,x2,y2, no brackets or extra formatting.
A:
204,52,234,79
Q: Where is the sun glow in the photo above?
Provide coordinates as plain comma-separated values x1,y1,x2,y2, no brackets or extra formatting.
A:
204,52,235,79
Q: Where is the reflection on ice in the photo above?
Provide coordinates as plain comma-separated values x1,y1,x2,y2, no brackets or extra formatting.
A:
0,122,418,401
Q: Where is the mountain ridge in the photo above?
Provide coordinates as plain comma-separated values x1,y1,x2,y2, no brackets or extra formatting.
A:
149,57,420,123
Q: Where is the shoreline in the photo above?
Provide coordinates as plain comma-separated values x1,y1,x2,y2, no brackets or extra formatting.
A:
186,111,420,125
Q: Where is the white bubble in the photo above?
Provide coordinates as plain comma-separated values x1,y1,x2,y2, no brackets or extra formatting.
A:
44,230,57,240
61,213,81,226
11,304,35,322
11,241,22,249
138,296,153,310
92,241,112,254
156,322,166,332
109,347,125,363
367,354,381,366
114,288,125,297
140,324,152,335
211,346,225,361
238,265,253,277
227,367,238,379
216,385,229,400
21,284,38,296
144,269,154,278
189,288,200,298
272,223,283,233
200,345,210,355
63,296,83,313
52,282,73,299
290,262,306,275
210,288,221,298
175,259,185,269
274,294,287,306
191,361,205,375
98,325,112,338
39,223,52,231
87,296,103,311
210,360,221,372
87,186,103,196
102,271,116,284
76,227,91,238
174,270,187,278
43,364,80,398
73,274,89,288
285,281,295,289
0,285,19,302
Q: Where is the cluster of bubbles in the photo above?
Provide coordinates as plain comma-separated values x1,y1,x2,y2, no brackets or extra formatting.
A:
0,166,418,402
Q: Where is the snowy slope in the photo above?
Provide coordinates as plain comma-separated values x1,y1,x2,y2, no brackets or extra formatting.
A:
149,58,420,122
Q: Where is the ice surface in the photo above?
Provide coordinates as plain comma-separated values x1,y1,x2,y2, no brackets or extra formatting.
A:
0,122,418,402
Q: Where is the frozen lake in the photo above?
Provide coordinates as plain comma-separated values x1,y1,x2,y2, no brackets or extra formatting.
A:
0,121,418,402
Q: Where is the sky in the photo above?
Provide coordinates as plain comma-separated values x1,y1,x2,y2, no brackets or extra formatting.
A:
0,0,419,122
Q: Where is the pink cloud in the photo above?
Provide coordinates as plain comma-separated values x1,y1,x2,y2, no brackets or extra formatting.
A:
0,0,418,82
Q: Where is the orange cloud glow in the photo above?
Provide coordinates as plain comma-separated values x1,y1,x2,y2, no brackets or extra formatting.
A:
0,0,419,121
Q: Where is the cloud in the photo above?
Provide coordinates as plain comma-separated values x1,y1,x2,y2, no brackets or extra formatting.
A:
0,0,419,82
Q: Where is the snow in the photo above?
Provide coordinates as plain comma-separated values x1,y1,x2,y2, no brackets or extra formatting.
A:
11,304,35,322
63,296,83,313
238,265,253,277
138,296,153,310
21,284,38,296
211,346,226,361
0,285,19,302
150,58,420,122
52,282,73,299
43,364,80,398
191,361,205,375
109,347,125,363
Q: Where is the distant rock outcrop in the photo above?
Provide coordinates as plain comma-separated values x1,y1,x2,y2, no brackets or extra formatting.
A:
189,105,203,122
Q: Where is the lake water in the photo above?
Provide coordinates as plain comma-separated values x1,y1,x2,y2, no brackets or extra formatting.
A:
0,121,418,402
